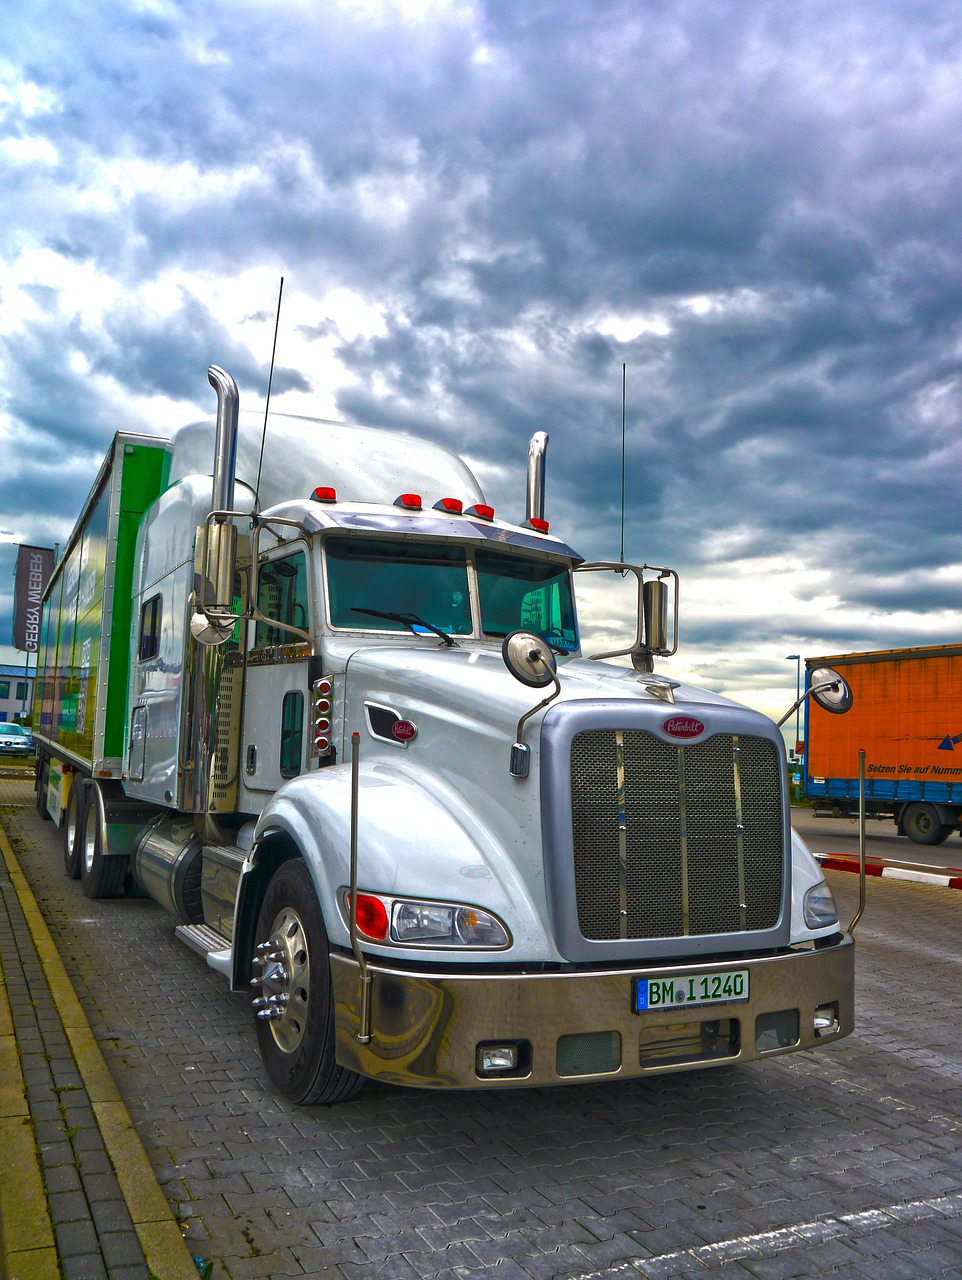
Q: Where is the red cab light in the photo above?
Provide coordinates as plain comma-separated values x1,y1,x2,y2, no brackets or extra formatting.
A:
311,487,337,503
433,497,463,514
525,517,550,533
394,493,422,510
351,893,389,940
466,504,495,521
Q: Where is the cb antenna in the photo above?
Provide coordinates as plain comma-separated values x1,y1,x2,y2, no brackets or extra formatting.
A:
255,276,285,507
620,362,626,566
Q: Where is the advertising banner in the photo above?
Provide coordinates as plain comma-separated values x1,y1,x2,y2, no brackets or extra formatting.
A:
12,545,55,652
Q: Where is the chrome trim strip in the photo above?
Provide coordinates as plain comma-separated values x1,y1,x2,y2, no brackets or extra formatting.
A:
732,735,748,931
616,730,628,938
677,745,690,935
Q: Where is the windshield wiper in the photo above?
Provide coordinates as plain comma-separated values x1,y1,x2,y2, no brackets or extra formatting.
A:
352,607,458,647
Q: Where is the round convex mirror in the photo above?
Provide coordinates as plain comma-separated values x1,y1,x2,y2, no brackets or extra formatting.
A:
809,666,854,715
502,631,557,688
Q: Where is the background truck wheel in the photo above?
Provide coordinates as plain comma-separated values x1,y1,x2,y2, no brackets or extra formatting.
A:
253,859,364,1105
80,784,128,899
63,775,88,879
902,802,952,845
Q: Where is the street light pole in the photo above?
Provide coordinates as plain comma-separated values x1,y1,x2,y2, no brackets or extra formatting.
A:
785,654,801,758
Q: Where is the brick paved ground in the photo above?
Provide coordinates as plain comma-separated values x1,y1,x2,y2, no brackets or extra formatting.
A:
0,840,150,1280
3,778,962,1279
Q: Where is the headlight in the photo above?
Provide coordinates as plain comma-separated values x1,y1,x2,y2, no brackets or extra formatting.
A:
803,880,839,929
343,890,511,948
393,901,455,941
392,899,510,947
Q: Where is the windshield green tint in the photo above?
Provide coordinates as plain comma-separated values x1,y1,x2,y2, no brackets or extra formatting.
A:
326,538,472,635
476,548,577,650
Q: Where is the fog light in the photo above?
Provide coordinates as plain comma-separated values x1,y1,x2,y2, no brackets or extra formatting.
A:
478,1045,518,1074
755,1009,799,1052
814,1003,840,1037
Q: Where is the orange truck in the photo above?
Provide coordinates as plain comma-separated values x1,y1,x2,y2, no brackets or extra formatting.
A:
803,643,962,845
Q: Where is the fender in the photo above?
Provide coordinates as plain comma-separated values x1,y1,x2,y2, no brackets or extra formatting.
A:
790,828,842,941
230,758,555,990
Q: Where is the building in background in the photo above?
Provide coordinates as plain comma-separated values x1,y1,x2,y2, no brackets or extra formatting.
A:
0,663,35,723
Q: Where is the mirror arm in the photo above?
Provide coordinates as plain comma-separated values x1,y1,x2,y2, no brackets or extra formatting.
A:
576,562,679,661
515,668,562,748
775,680,841,728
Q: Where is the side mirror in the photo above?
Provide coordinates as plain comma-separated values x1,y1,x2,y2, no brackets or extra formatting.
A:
502,631,561,777
576,562,679,670
809,666,854,715
642,578,668,654
776,665,853,728
501,631,557,688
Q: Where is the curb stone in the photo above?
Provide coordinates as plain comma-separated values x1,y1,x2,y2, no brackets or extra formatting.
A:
816,851,962,889
0,810,200,1280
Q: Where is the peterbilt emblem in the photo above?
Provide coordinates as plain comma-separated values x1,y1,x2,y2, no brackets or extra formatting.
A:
663,716,704,739
392,719,417,742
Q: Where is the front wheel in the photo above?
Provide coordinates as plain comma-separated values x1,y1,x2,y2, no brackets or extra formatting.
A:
252,860,364,1105
902,802,952,846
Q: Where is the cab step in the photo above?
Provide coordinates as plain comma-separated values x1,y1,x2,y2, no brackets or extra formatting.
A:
174,923,232,978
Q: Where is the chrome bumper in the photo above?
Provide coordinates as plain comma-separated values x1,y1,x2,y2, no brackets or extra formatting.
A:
329,936,854,1089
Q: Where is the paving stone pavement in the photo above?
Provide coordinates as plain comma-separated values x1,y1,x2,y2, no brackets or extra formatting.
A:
2,775,962,1279
0,843,148,1280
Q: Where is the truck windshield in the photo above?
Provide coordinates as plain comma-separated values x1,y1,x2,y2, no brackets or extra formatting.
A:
476,548,578,651
326,537,472,635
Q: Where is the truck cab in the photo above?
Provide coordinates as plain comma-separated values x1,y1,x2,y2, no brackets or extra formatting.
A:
36,367,855,1105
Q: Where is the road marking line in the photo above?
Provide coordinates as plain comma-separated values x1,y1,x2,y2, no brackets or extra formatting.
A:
572,1190,962,1280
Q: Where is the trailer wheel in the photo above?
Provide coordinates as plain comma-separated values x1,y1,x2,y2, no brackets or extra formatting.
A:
253,859,364,1105
80,784,127,899
36,756,52,820
63,776,88,879
902,802,952,846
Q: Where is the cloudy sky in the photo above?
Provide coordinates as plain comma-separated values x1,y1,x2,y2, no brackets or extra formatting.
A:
2,0,961,730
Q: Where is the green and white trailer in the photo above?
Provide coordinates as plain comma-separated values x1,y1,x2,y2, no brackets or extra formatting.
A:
34,433,169,830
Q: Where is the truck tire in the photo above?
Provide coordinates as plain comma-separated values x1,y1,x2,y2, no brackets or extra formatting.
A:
902,803,952,845
80,784,128,899
63,775,88,879
36,756,52,820
253,859,364,1105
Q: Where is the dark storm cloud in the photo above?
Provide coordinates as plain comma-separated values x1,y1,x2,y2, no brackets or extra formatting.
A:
3,0,962,656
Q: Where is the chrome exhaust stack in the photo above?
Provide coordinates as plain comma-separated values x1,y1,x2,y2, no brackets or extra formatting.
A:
209,364,239,515
524,431,549,525
191,365,239,640
184,365,241,838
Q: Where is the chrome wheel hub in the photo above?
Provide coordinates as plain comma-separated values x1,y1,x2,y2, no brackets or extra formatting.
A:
251,906,311,1054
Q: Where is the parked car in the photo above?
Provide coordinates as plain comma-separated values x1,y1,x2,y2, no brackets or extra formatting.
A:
0,723,34,756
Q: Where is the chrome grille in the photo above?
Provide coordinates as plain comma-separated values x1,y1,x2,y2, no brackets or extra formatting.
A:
570,730,783,941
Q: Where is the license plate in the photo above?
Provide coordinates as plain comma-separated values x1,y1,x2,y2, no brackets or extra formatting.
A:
634,968,750,1012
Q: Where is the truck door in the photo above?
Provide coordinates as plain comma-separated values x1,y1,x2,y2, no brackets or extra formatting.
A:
241,548,311,794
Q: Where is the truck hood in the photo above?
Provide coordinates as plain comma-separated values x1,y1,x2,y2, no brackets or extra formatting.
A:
341,642,750,751
333,642,785,964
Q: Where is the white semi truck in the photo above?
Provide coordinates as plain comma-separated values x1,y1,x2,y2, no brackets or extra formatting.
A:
33,367,854,1103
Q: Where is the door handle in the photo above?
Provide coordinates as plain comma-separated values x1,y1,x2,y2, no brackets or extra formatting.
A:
246,744,257,775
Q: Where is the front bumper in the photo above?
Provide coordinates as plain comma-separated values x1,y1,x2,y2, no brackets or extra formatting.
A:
329,935,854,1089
